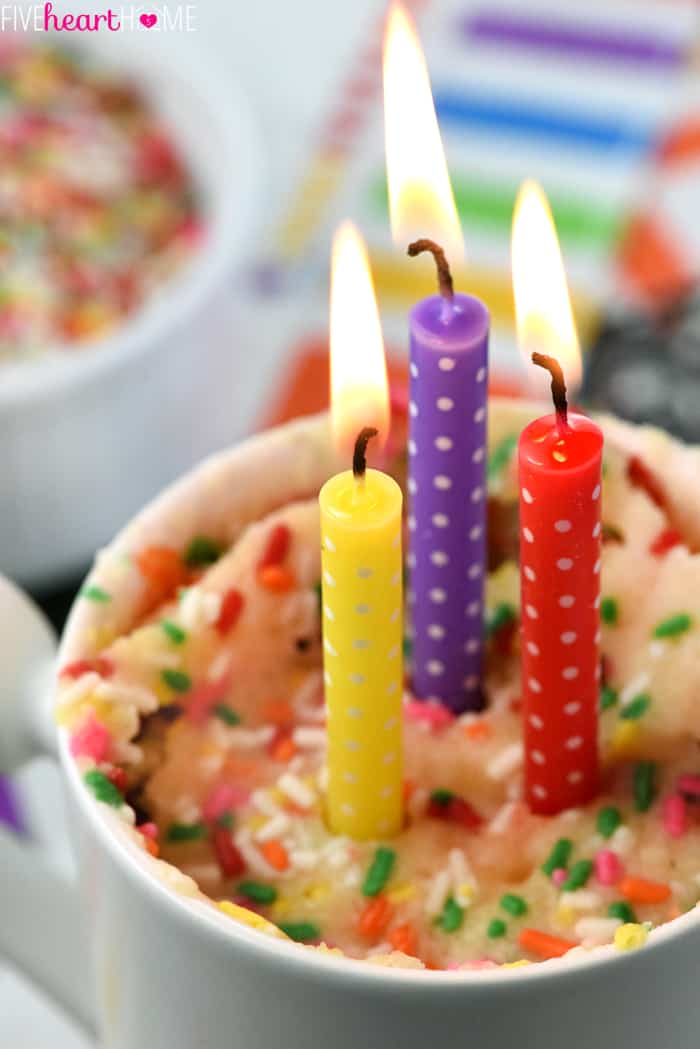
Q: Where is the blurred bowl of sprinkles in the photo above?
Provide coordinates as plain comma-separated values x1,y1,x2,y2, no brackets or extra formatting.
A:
0,32,263,586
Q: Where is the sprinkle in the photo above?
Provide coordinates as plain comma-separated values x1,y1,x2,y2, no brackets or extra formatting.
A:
238,881,278,904
161,669,192,693
211,828,245,877
214,705,241,726
559,890,602,912
292,727,326,749
486,603,516,637
278,922,320,943
218,901,287,938
600,687,618,711
427,791,482,829
662,795,687,838
404,700,454,731
388,923,417,956
609,826,635,856
653,613,692,639
162,620,187,645
259,840,290,872
596,807,621,839
166,822,206,843
60,657,114,680
619,876,671,905
486,918,506,939
594,849,624,887
488,433,517,480
518,929,577,959
611,720,641,758
600,598,618,625
83,769,123,807
551,868,568,887
634,762,657,812
258,523,291,570
608,901,636,924
70,712,111,762
258,565,296,593
439,897,465,933
136,546,186,603
486,742,523,781
575,917,621,944
216,588,244,636
542,838,573,877
277,772,315,809
562,860,593,892
184,535,223,568
358,895,394,939
500,894,527,917
620,694,651,720
253,812,290,842
677,774,700,800
81,584,110,603
224,726,275,750
363,847,396,897
425,871,451,916
649,528,683,557
614,923,648,952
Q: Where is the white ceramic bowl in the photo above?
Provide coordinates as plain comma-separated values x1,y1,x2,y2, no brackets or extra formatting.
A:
0,30,263,587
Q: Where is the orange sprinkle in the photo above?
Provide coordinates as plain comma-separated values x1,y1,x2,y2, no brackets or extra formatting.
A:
258,565,297,593
403,780,416,803
260,839,289,872
135,545,186,610
388,922,417,956
357,895,394,939
144,838,159,858
464,720,491,741
264,700,295,726
619,876,671,905
271,735,297,763
518,928,577,960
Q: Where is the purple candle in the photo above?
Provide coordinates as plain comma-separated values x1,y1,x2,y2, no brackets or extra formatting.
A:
407,241,490,713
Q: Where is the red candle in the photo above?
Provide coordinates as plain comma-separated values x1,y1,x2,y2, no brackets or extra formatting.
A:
519,354,603,815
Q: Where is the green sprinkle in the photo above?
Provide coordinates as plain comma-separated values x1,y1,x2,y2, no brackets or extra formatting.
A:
487,433,517,481
600,686,618,712
161,669,192,693
430,788,455,807
81,584,110,603
596,806,621,839
487,603,516,638
653,613,693,639
608,901,636,924
161,620,187,645
438,896,464,933
238,881,277,904
601,598,618,625
542,838,573,876
620,694,651,720
487,918,507,939
217,811,234,829
500,894,528,917
634,761,657,812
83,769,123,807
166,822,206,843
214,705,241,726
184,535,223,568
362,847,397,897
402,636,413,660
278,921,321,942
562,859,593,892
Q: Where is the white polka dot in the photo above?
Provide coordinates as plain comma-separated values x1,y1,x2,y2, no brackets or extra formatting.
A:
567,770,583,784
472,447,485,463
476,366,486,383
593,594,600,609
387,682,398,696
593,559,601,574
410,362,418,379
592,484,601,500
530,713,544,729
324,670,332,686
430,588,447,604
347,706,363,718
324,536,336,552
564,701,581,716
390,608,400,623
531,750,546,765
557,558,573,572
522,488,534,504
527,641,540,656
434,475,452,490
469,525,482,541
385,715,398,729
566,736,583,750
323,570,336,587
324,605,335,622
357,566,373,578
343,770,357,783
532,785,548,799
431,550,449,566
435,436,453,451
406,553,416,568
408,515,416,531
555,520,572,533
523,527,534,544
437,397,454,412
594,629,601,644
384,752,397,764
408,590,415,604
409,401,418,417
438,357,456,371
324,639,338,656
464,675,479,690
474,407,486,423
388,645,399,659
345,740,361,752
559,595,575,609
392,533,399,548
524,566,536,582
433,513,449,528
525,604,538,620
349,673,365,685
408,478,417,494
356,603,370,615
560,631,577,645
466,601,480,617
341,802,355,814
428,624,445,640
408,440,417,456
380,785,393,799
427,660,444,676
471,487,484,503
562,667,579,680
529,677,542,693
467,564,482,580
592,522,601,538
391,572,400,586
465,639,479,654
352,639,370,650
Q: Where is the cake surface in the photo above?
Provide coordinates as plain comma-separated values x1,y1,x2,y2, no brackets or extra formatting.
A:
57,402,700,969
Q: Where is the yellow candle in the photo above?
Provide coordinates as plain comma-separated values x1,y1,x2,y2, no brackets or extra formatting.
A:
320,443,403,840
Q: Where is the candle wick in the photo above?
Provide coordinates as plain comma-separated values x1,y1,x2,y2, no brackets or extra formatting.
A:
407,239,454,303
353,426,379,479
531,352,569,430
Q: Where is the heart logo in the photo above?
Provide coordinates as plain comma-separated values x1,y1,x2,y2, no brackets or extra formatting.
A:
140,13,157,28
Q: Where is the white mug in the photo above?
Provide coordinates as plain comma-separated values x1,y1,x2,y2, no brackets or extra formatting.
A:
1,416,699,1049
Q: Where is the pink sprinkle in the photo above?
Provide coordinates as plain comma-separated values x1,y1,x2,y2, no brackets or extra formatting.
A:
70,712,111,763
404,700,455,731
594,849,623,886
139,822,158,840
662,795,687,838
202,782,248,822
677,774,700,799
551,867,568,887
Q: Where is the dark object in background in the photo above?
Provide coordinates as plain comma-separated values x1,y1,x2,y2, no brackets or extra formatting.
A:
582,291,700,443
32,574,87,634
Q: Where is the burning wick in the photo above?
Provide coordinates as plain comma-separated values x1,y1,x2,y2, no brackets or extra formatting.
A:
532,351,569,430
353,426,379,479
407,238,454,302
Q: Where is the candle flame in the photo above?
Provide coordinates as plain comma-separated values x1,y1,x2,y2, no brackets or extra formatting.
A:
383,2,463,262
330,221,390,456
512,180,582,392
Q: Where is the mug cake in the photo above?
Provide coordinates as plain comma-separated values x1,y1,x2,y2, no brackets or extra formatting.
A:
56,402,700,969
